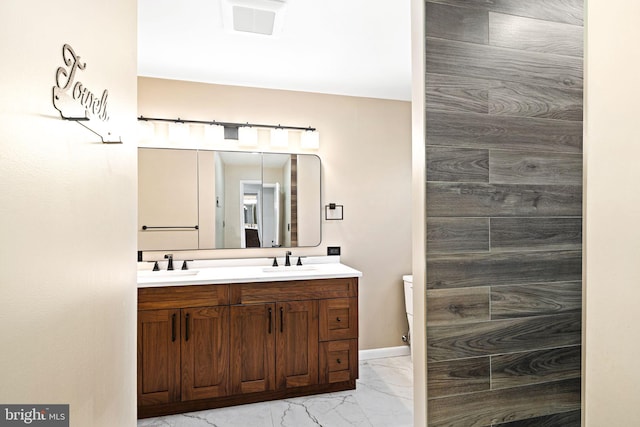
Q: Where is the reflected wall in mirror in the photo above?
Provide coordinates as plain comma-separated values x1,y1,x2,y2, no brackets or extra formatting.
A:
138,148,321,251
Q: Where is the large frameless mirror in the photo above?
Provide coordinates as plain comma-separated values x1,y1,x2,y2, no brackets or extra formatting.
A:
138,148,321,251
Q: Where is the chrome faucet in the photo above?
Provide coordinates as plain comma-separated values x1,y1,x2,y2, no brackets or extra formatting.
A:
164,254,174,271
285,251,292,266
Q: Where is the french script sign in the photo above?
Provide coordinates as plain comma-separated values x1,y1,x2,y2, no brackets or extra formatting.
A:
52,44,120,143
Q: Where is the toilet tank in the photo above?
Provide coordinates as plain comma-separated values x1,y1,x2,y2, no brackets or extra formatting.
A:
402,274,413,316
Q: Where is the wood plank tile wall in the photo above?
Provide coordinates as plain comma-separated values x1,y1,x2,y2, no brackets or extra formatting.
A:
424,1,583,425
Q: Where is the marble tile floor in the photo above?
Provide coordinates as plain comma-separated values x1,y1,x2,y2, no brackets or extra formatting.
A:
138,355,413,427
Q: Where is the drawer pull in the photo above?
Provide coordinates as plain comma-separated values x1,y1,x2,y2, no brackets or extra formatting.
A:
185,313,190,342
336,317,341,322
171,313,176,342
280,307,284,333
336,358,342,364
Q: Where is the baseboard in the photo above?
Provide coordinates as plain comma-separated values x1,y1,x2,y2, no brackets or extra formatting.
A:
359,345,411,360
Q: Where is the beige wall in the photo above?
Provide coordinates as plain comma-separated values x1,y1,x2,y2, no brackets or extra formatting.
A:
138,77,413,350
0,1,138,426
584,0,640,424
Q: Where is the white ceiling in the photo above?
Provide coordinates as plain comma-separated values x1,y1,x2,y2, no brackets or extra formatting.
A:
138,0,412,101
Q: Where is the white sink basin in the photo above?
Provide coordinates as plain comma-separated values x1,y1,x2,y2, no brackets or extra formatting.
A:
138,269,200,278
262,265,317,273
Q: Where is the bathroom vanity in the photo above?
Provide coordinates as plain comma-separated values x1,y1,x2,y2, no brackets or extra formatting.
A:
136,258,361,418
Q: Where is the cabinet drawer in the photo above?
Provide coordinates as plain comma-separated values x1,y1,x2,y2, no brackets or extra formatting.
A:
320,340,358,384
319,298,358,341
138,284,230,310
230,278,357,304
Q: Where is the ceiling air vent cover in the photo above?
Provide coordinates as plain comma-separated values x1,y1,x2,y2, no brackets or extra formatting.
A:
222,0,288,37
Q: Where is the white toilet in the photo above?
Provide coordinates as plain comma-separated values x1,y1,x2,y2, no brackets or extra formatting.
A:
402,274,413,360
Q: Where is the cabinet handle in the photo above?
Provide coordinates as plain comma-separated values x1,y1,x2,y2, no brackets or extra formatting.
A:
280,307,284,333
337,358,342,364
185,313,190,342
268,307,273,334
336,317,341,322
171,313,176,342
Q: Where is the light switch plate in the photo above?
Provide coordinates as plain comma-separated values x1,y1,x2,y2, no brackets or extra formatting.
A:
327,246,341,256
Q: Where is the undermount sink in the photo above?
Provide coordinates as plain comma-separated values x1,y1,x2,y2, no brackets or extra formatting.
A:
262,265,317,273
138,269,200,278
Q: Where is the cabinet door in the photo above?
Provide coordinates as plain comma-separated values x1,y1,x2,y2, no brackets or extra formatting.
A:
320,339,359,384
276,300,318,389
319,298,358,341
230,304,276,394
138,309,181,406
181,306,230,401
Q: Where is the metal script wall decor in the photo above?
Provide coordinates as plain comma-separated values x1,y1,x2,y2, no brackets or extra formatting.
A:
52,44,121,143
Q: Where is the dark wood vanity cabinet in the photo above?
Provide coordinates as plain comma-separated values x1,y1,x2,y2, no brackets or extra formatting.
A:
319,297,358,383
229,303,276,395
137,277,358,419
275,300,319,389
137,306,230,405
181,306,230,401
230,300,318,395
137,285,230,409
137,309,181,406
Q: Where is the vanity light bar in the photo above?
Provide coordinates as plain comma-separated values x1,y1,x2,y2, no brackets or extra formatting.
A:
137,116,316,132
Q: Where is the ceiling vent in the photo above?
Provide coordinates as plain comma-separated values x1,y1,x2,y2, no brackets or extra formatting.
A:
221,0,288,37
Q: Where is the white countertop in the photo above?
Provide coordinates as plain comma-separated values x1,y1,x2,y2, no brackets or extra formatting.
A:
137,256,362,288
